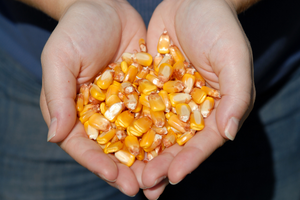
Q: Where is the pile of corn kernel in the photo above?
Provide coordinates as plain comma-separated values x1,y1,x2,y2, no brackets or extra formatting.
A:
76,31,220,167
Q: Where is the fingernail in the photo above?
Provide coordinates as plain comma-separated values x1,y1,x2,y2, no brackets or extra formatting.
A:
225,117,239,141
169,178,182,185
97,173,116,183
47,118,57,142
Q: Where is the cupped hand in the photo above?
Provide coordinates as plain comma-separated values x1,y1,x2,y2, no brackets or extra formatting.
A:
39,0,147,196
142,0,255,198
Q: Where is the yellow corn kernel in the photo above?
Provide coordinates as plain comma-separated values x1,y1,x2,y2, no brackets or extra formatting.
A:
168,93,192,107
157,30,170,54
96,70,114,90
153,53,163,72
121,52,133,66
139,94,150,108
79,104,96,117
132,99,142,113
163,129,177,148
146,150,158,161
116,129,127,141
133,116,153,134
136,147,145,161
169,45,185,63
133,52,153,67
158,90,172,112
80,84,90,105
90,83,106,101
163,80,185,93
105,141,123,154
143,134,162,152
79,105,99,124
194,72,206,88
115,110,134,128
88,95,101,105
188,100,200,112
121,61,129,74
201,86,221,98
120,82,135,95
190,110,205,130
124,135,140,156
103,142,111,154
100,102,107,115
156,54,174,73
115,150,135,167
84,121,99,140
149,93,166,112
150,110,165,128
176,103,191,122
182,74,196,94
191,88,207,104
76,94,84,112
139,38,147,52
88,113,111,132
138,79,157,95
140,129,156,149
123,92,139,110
104,102,124,122
200,97,215,118
177,130,195,146
124,65,138,83
113,65,125,82
173,61,186,80
134,67,149,85
165,112,175,119
105,94,122,108
142,106,152,119
168,114,190,133
112,80,121,87
127,124,143,137
96,128,117,145
110,134,119,143
158,63,173,83
146,74,164,88
151,125,168,135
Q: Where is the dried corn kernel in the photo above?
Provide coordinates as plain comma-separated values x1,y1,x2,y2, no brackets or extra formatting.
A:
149,93,166,112
157,30,170,54
115,150,135,167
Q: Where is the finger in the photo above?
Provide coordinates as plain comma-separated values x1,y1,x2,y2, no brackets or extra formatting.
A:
143,178,169,200
130,160,147,189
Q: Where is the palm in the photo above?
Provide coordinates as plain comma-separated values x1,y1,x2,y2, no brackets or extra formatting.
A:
40,1,147,196
142,0,254,198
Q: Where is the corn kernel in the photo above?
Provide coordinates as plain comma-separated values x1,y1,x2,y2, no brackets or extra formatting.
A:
151,126,168,135
138,79,157,95
88,113,111,132
156,54,174,73
144,134,162,152
105,94,122,108
200,97,215,118
105,141,123,154
177,130,195,146
153,53,163,72
149,93,166,112
136,147,145,161
173,61,186,80
139,94,150,108
90,83,106,101
76,94,84,112
163,80,185,93
191,88,207,104
139,38,147,53
190,110,205,130
158,90,172,112
133,116,153,134
175,103,191,122
158,63,173,83
121,52,133,66
84,121,99,140
133,52,153,67
96,70,114,90
124,135,140,156
96,128,116,145
134,67,149,85
157,30,170,54
115,110,134,128
123,92,139,110
194,72,206,88
121,61,129,74
169,45,185,63
124,65,138,83
168,93,192,107
168,114,190,133
115,150,135,167
163,129,177,148
104,102,124,122
150,110,166,127
80,84,90,105
140,129,156,149
182,74,195,94
201,86,221,98
146,74,164,88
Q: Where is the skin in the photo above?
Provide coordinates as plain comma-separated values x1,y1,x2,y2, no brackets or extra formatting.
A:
18,0,259,199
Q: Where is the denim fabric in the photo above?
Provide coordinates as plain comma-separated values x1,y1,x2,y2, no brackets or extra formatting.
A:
0,48,145,200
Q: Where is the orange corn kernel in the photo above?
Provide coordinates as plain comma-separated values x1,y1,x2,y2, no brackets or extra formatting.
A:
175,103,191,122
79,104,96,117
140,129,156,149
89,95,101,105
142,106,152,119
163,80,185,93
115,110,135,128
84,121,99,140
124,135,140,156
115,150,135,167
96,128,117,145
150,110,166,127
121,61,129,74
139,94,150,108
158,90,172,112
168,114,190,133
194,72,206,88
188,100,200,112
105,94,122,108
100,102,107,115
201,86,221,98
139,38,147,53
79,105,99,124
105,141,123,154
158,63,173,83
151,125,168,135
104,102,125,122
105,84,120,98
191,88,207,104
200,97,215,118
132,99,142,113
173,61,186,80
133,116,153,134
168,93,192,107
182,74,195,94
133,52,153,67
124,65,138,83
143,134,162,152
96,70,114,90
169,45,185,63
136,147,145,161
149,93,166,112
157,30,170,54
190,110,205,130
121,52,133,66
103,142,111,154
163,129,177,148
153,53,163,72
138,79,157,95
134,67,149,85
80,84,90,105
113,65,125,82
165,112,175,119
146,74,164,88
127,124,143,137
123,92,139,110
76,94,84,112
177,130,195,146
88,113,111,132
90,83,106,101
